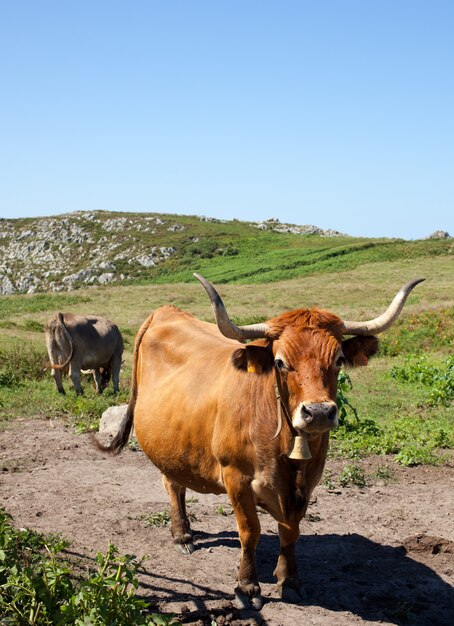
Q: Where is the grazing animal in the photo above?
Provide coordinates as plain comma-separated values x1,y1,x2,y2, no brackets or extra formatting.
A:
95,275,423,609
45,312,124,395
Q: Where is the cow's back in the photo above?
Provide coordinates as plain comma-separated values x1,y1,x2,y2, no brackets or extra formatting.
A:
133,305,255,494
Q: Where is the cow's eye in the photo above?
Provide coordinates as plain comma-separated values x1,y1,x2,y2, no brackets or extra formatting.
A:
335,355,345,369
275,358,287,371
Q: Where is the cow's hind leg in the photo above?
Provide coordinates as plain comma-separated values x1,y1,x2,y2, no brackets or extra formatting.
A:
52,369,65,394
162,475,194,555
110,355,121,394
223,466,263,610
274,521,307,603
69,366,83,395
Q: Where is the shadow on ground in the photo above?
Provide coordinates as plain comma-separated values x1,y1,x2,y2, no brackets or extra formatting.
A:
137,531,454,625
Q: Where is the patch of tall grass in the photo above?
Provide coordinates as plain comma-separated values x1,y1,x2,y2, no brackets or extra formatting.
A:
0,343,129,429
0,343,48,387
380,306,454,356
0,293,93,317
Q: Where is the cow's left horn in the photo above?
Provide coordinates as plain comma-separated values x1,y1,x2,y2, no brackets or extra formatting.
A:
342,278,425,336
194,274,269,340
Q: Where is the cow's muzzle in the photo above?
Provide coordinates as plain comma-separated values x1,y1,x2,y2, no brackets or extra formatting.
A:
294,401,338,432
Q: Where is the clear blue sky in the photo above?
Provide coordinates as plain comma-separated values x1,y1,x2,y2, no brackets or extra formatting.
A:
1,1,453,238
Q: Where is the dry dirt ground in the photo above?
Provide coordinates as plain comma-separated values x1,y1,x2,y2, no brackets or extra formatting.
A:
1,418,453,626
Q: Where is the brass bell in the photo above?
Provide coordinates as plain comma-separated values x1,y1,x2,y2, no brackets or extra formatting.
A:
288,435,312,460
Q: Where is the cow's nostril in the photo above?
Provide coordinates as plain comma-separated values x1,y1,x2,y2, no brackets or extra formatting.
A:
301,404,314,423
327,405,337,420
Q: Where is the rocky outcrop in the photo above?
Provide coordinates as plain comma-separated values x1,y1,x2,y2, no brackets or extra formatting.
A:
254,218,344,236
426,230,451,239
0,212,179,294
0,210,352,295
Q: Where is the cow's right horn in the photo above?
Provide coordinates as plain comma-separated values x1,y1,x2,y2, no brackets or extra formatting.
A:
194,273,269,341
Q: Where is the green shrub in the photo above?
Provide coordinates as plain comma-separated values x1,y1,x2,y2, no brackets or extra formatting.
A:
0,509,177,625
390,354,454,406
394,446,440,467
373,464,394,482
142,511,171,528
338,464,367,487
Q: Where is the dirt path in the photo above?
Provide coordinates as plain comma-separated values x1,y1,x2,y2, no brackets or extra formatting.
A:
1,418,453,625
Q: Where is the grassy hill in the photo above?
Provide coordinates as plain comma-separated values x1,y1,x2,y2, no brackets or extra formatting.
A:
1,210,452,293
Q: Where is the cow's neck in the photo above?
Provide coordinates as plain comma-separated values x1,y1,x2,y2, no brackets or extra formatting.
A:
281,431,330,522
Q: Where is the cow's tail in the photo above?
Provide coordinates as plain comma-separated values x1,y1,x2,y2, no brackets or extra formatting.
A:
45,313,74,370
92,315,153,455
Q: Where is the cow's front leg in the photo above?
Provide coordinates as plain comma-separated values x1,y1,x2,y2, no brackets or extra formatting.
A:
223,466,263,610
162,475,194,554
274,521,307,603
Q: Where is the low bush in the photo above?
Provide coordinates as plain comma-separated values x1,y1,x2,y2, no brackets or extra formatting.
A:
142,511,171,528
338,464,367,487
0,509,177,625
390,354,454,406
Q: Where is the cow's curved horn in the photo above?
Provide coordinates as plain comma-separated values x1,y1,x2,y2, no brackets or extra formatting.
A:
342,278,425,336
194,273,269,340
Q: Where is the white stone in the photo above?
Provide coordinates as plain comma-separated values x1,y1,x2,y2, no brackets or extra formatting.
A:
99,404,133,436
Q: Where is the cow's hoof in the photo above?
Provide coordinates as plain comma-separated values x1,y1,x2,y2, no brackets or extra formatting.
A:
234,586,264,610
278,579,307,604
175,541,195,555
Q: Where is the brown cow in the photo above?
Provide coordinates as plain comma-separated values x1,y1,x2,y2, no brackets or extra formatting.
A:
45,312,124,395
95,275,423,609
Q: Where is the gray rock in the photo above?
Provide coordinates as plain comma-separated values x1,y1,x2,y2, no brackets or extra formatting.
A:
98,272,115,284
0,275,15,295
99,404,132,435
426,230,451,239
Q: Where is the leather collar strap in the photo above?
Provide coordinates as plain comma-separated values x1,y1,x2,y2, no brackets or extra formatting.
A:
273,364,298,440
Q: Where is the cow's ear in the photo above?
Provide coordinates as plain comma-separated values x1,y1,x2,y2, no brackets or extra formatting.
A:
342,336,379,367
232,343,274,374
